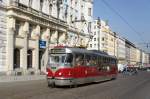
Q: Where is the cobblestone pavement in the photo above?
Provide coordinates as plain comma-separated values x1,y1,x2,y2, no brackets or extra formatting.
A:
0,71,150,99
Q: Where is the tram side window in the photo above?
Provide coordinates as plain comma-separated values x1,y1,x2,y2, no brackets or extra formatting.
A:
91,55,97,66
75,54,84,66
112,59,117,65
97,56,102,68
85,55,91,66
101,57,108,71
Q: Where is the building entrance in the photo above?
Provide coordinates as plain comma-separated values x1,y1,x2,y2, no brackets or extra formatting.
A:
39,50,45,70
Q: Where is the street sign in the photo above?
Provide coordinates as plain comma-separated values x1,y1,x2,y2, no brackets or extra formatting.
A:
39,40,46,49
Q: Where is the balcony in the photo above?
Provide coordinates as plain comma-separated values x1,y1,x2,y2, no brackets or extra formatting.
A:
7,1,67,28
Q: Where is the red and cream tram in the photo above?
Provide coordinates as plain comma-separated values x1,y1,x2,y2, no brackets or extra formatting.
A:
46,46,118,87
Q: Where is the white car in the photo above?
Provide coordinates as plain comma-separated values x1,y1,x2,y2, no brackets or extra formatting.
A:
147,69,150,72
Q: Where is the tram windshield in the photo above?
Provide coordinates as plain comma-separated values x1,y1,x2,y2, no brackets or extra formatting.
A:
49,53,73,67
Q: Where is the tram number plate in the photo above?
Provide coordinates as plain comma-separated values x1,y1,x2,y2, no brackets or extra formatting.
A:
51,67,56,69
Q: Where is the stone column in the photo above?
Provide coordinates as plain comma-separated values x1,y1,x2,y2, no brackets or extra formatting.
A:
42,28,50,73
51,30,58,45
58,32,66,45
6,17,15,75
33,25,40,74
20,22,29,74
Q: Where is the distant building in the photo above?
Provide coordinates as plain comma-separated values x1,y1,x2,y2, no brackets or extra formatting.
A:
125,39,136,65
88,18,100,50
136,48,141,66
107,31,115,56
148,53,150,64
142,52,149,67
88,19,116,56
116,36,126,65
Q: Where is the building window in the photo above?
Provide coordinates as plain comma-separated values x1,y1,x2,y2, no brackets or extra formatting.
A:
111,38,113,41
27,50,32,69
88,22,91,32
94,44,96,48
29,24,33,38
40,27,45,39
15,21,21,36
90,44,92,48
14,48,20,69
94,38,96,41
88,8,92,16
29,0,32,7
102,37,105,41
40,0,44,11
75,1,77,6
94,32,96,35
70,14,73,23
49,3,52,15
71,0,73,5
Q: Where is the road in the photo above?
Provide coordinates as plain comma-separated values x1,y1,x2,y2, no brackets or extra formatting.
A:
0,71,150,99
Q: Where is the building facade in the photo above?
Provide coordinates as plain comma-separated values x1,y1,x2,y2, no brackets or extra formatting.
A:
142,52,149,66
0,0,93,75
116,36,126,65
88,19,116,56
136,48,141,66
0,1,7,74
88,18,100,50
130,46,137,65
107,31,115,56
6,0,68,75
65,0,93,47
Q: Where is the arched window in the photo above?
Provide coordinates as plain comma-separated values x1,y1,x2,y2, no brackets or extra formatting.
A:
14,48,20,69
15,20,21,36
27,49,32,69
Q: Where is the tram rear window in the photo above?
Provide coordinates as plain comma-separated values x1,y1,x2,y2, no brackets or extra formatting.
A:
51,49,65,53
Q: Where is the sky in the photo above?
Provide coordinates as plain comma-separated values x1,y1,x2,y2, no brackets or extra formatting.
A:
93,0,150,52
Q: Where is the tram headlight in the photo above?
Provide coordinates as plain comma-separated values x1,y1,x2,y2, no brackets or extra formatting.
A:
46,72,48,75
58,72,62,76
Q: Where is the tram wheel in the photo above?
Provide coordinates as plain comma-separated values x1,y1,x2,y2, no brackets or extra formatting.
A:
48,83,55,88
70,83,78,88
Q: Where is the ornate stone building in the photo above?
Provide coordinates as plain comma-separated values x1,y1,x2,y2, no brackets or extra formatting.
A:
0,1,7,74
0,0,93,75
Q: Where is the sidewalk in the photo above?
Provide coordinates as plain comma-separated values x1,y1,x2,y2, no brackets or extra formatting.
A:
0,75,46,83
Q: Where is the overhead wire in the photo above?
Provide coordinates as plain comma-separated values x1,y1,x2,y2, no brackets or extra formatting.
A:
99,0,145,43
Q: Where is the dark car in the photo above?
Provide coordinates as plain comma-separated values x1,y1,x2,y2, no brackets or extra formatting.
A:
122,68,138,75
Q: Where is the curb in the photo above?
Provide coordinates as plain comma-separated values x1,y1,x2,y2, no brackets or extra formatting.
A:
0,75,46,82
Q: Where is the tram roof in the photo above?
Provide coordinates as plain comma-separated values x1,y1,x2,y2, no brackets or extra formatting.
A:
64,47,116,59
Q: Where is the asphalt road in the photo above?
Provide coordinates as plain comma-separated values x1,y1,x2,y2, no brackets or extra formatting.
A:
0,71,150,99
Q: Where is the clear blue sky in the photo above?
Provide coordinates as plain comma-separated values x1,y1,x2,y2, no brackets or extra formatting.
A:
93,0,150,52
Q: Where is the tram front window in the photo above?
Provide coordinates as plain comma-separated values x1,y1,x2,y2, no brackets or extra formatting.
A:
49,53,73,67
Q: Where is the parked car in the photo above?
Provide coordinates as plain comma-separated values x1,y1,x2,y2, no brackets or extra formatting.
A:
147,68,150,72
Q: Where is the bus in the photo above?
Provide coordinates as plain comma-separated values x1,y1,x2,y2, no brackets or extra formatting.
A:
46,46,118,87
